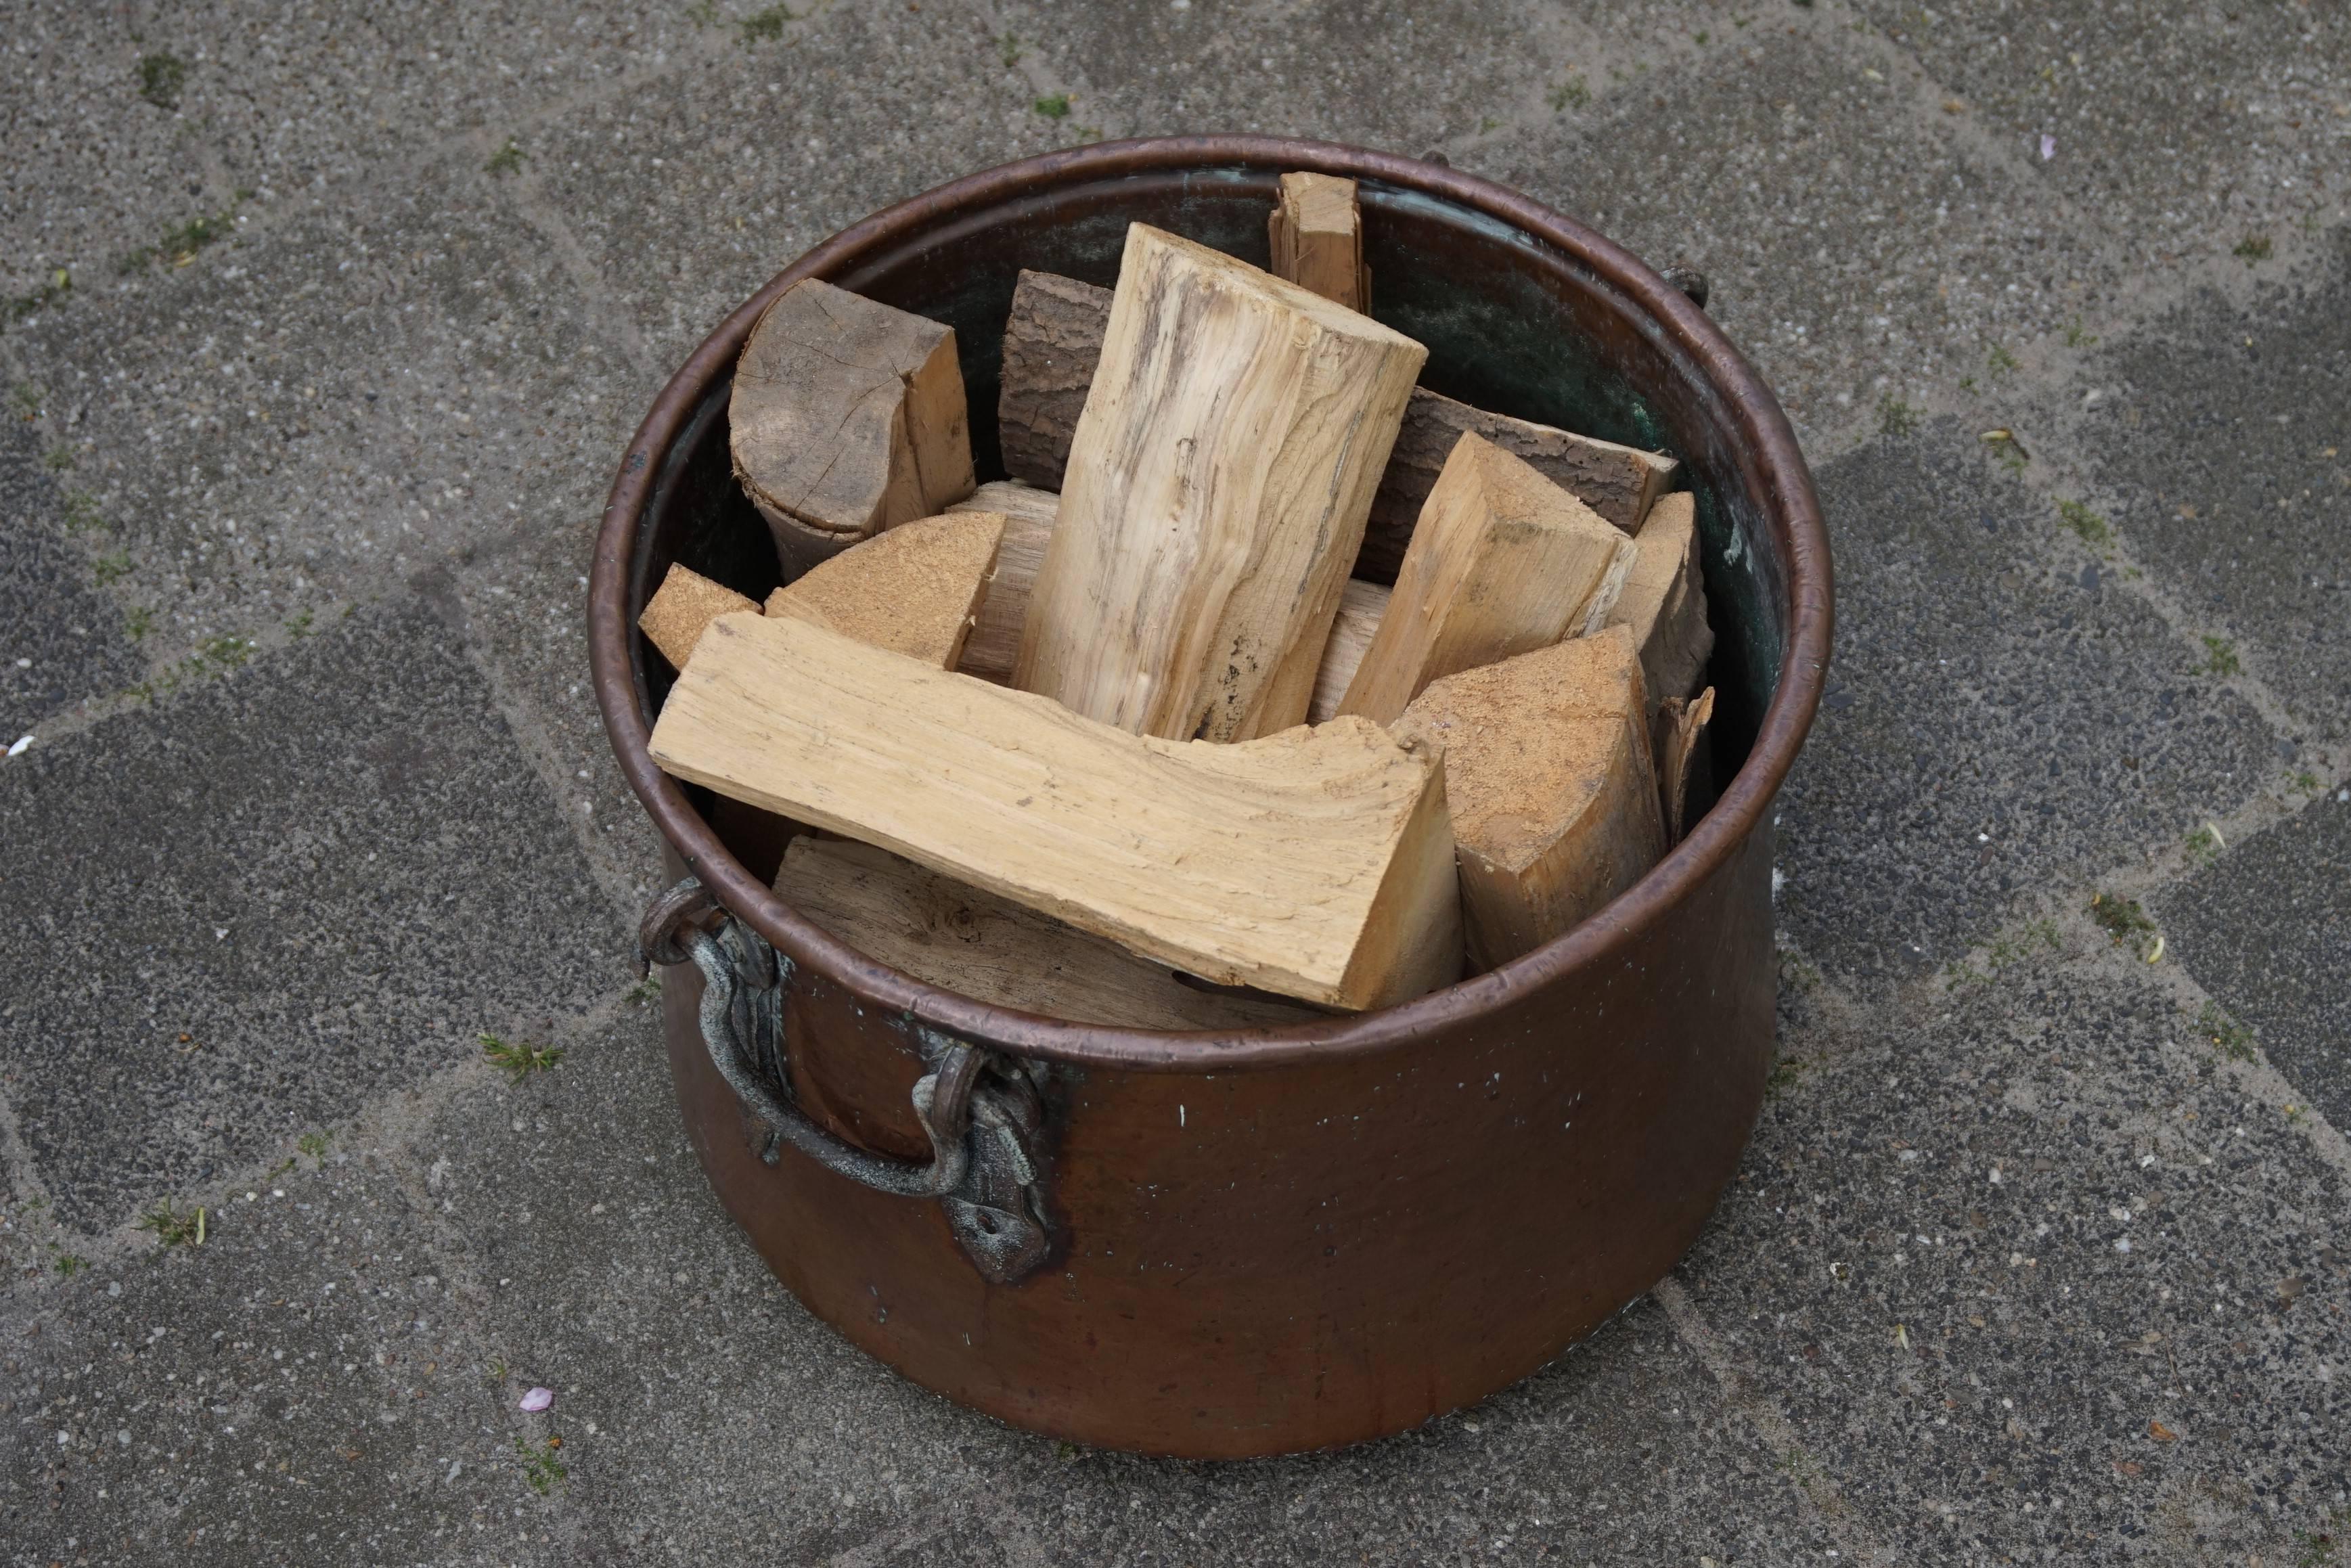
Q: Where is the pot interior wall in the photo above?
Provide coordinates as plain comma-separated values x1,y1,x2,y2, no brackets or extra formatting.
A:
630,166,1784,863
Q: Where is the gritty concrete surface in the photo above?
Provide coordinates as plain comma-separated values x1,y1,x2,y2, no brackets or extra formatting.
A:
3,1,2348,1563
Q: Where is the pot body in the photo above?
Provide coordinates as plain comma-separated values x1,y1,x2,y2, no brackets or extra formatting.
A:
594,138,1831,1458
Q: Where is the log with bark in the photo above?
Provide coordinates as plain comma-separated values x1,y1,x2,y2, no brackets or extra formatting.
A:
730,277,977,574
1390,626,1665,970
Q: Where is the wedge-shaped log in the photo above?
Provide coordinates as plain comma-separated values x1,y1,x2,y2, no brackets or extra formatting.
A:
946,480,1058,683
637,562,759,672
1015,225,1426,742
1338,432,1637,725
1309,578,1391,724
776,838,1321,1031
996,271,1109,491
1603,490,1713,715
989,270,1674,580
1359,390,1678,580
730,278,976,571
765,510,1004,671
1268,171,1370,311
1653,685,1715,843
652,612,1462,1009
1391,626,1664,971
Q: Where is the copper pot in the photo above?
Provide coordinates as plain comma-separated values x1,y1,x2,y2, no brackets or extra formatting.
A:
589,135,1831,1458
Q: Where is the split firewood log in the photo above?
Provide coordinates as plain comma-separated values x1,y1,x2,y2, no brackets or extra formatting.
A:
1013,224,1425,742
1390,626,1665,970
1268,171,1370,311
1603,490,1713,717
652,612,1462,1010
730,277,976,573
1337,432,1636,725
765,510,1004,671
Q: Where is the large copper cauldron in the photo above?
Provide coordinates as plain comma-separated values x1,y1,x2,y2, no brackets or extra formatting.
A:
589,136,1831,1458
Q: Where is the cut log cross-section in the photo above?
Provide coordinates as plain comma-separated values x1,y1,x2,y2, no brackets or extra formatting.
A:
1337,432,1637,726
637,562,761,672
1014,224,1426,742
651,611,1462,1010
730,277,977,573
1391,626,1665,972
764,510,1005,671
1268,171,1370,312
776,838,1321,1031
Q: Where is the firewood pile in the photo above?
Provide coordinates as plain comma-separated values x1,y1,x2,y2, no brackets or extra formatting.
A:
641,174,1715,1027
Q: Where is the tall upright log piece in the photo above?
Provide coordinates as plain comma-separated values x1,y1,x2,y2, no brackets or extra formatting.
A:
947,480,1059,683
776,838,1321,1031
730,277,977,573
1014,224,1427,742
652,612,1461,1010
1391,626,1665,971
1337,432,1638,726
1603,490,1713,716
1268,171,1370,312
764,510,1004,671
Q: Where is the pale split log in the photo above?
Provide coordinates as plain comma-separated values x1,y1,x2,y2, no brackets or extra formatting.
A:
1390,626,1665,971
1013,224,1426,742
1309,579,1392,724
1603,489,1713,717
1651,685,1716,843
651,612,1461,1010
1357,388,1678,581
1267,171,1370,312
947,480,1058,683
1337,432,1637,726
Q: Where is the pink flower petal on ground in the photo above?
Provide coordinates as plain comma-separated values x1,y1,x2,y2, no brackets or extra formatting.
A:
2038,133,2056,161
518,1387,554,1413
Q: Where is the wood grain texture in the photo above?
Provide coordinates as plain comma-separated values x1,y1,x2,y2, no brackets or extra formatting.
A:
1014,225,1426,742
763,510,1004,670
1267,171,1369,311
946,480,1058,684
1309,578,1392,724
1357,388,1678,582
774,837,1322,1031
650,612,1462,1009
1652,684,1715,843
1337,432,1637,726
637,562,760,671
987,271,1672,585
1602,490,1713,716
997,271,1112,490
1391,626,1664,971
729,278,976,558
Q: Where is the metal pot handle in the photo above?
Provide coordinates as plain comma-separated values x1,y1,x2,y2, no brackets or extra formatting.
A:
639,876,1053,1284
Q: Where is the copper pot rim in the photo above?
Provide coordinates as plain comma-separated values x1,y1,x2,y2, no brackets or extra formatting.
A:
589,133,1832,1074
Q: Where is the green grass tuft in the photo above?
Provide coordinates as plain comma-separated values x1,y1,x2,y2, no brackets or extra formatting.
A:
138,53,186,110
2199,635,2240,677
2056,498,2109,545
1033,92,1071,119
482,1032,565,1083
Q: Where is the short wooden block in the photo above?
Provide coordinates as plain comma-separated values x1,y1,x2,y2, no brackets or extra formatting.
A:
637,562,760,672
764,510,1004,671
